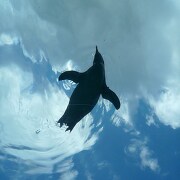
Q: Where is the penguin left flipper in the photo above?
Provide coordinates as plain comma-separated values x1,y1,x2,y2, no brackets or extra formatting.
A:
58,71,83,83
101,86,120,110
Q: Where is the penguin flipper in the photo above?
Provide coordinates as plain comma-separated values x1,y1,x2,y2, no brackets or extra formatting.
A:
101,86,120,110
58,71,82,83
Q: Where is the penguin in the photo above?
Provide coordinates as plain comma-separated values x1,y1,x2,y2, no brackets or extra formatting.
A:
57,46,120,132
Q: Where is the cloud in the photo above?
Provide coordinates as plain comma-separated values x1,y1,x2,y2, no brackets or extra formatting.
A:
55,158,78,180
125,138,160,172
1,0,180,178
0,41,102,174
147,38,180,129
60,169,78,180
1,0,180,128
146,114,158,127
148,83,180,129
111,100,132,127
140,146,160,172
0,33,18,46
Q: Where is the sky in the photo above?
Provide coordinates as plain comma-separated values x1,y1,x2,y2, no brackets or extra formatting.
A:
0,0,180,179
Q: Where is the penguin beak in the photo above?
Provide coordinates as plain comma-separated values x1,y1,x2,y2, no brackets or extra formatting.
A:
96,46,98,53
93,46,104,65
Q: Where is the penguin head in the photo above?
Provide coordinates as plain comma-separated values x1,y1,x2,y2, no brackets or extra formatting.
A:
93,46,104,65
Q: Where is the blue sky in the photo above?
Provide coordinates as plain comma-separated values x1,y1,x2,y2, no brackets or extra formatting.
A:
0,0,180,179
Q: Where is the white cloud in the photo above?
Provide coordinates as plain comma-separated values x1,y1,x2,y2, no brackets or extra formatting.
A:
111,100,132,127
146,115,158,127
1,0,180,177
125,138,160,172
148,84,180,129
140,146,160,172
0,33,18,46
1,0,180,128
0,48,102,174
60,169,78,180
147,34,180,129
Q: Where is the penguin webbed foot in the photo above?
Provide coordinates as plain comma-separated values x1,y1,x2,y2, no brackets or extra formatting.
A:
56,119,63,127
57,121,73,132
65,126,72,132
57,118,75,132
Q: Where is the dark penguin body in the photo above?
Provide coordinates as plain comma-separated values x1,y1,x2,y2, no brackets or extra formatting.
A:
58,46,120,132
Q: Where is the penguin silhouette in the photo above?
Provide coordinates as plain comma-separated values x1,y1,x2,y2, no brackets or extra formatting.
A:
58,46,120,132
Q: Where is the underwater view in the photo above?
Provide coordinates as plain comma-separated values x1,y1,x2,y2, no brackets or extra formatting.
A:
0,0,180,179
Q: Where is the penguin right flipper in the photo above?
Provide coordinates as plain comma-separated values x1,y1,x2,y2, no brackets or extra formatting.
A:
58,71,83,83
101,86,120,110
